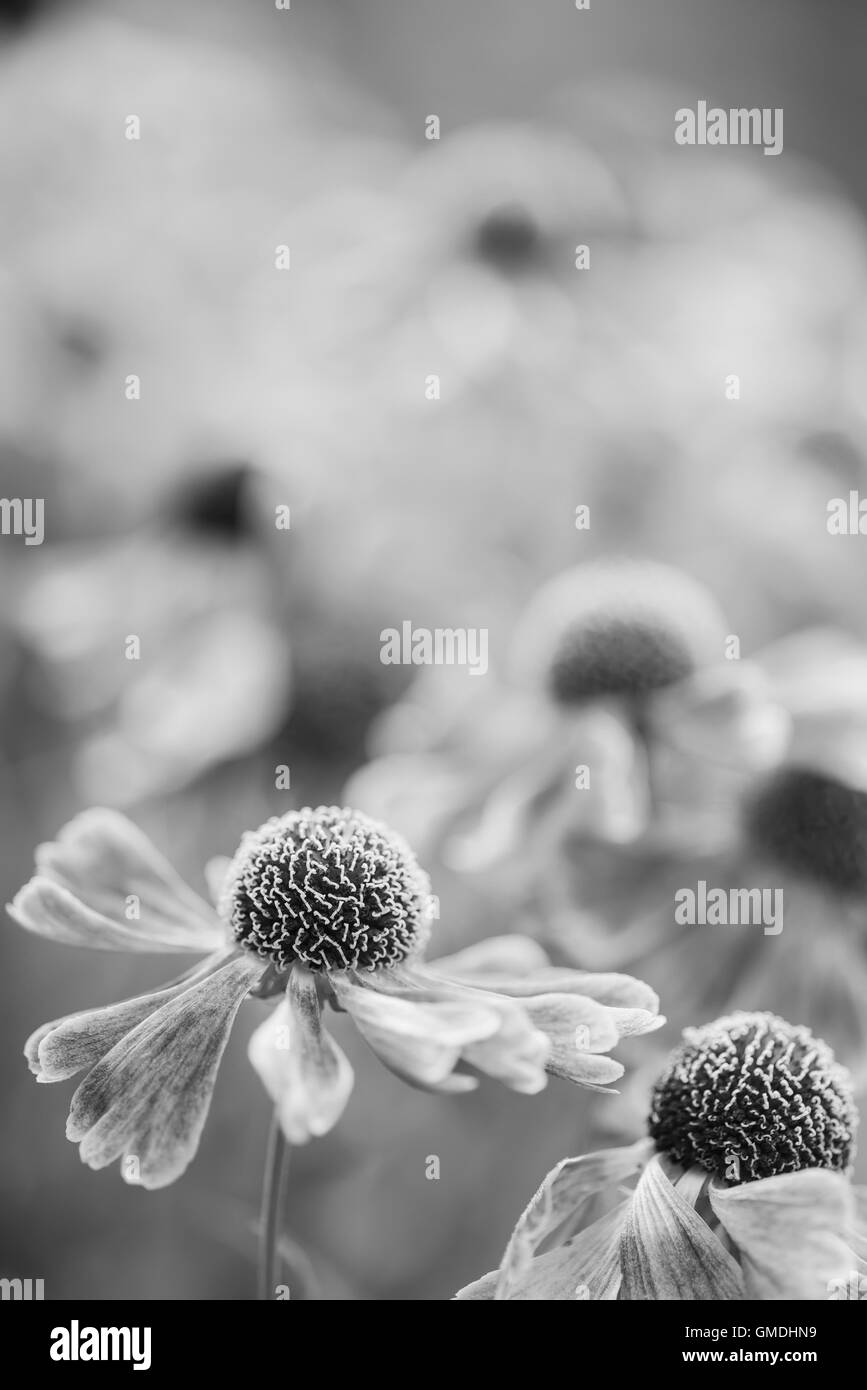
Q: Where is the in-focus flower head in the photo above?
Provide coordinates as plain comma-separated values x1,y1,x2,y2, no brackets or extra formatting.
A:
745,766,867,895
649,1011,857,1183
457,1012,864,1301
8,807,662,1187
221,806,432,972
514,559,728,707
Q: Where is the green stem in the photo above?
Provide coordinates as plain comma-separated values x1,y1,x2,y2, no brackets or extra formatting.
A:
258,1111,291,1301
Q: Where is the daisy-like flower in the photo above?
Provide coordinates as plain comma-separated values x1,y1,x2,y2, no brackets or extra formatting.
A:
349,559,788,881
9,805,663,1189
457,1012,866,1300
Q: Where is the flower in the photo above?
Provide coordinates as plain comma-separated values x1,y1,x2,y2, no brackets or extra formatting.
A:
12,471,292,809
349,559,788,879
8,805,663,1189
456,1012,865,1300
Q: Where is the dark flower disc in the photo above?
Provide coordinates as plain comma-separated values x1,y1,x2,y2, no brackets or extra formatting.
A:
745,766,867,895
223,806,432,972
649,1011,857,1184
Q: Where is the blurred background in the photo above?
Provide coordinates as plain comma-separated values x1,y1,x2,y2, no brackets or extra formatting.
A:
2,0,867,1300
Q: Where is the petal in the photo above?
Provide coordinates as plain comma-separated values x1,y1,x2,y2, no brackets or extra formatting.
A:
565,1053,625,1091
428,960,661,1017
248,967,355,1144
620,1156,745,1299
427,936,551,979
485,1140,654,1299
651,664,791,771
566,706,652,844
459,997,551,1095
26,952,234,1082
402,964,637,1093
379,965,553,1094
443,756,564,871
75,609,292,806
331,973,502,1089
459,1201,631,1301
204,856,232,906
709,1169,856,1299
66,953,262,1188
10,809,224,952
523,993,620,1067
607,1007,667,1038
553,972,662,1014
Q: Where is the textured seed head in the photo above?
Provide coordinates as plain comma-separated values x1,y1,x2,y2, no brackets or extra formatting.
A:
649,1012,857,1184
222,807,433,972
513,561,727,706
746,767,867,895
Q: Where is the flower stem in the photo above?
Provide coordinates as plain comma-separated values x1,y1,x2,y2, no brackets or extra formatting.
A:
258,1111,291,1301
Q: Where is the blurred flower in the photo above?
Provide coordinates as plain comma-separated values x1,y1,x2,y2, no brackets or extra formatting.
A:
349,559,788,902
9,805,662,1188
11,464,292,806
457,1013,863,1300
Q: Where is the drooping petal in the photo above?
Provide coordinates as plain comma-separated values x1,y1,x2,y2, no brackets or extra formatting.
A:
458,1201,631,1301
651,664,791,772
399,962,647,1092
10,809,225,952
426,955,661,1018
607,1007,667,1037
427,935,551,980
66,954,262,1188
522,994,619,1069
331,972,503,1089
26,952,234,1082
564,705,652,845
565,1053,626,1091
248,967,355,1144
620,1156,745,1299
489,1139,654,1298
356,965,553,1094
458,996,551,1095
710,1168,856,1299
443,752,565,871
506,1143,648,1272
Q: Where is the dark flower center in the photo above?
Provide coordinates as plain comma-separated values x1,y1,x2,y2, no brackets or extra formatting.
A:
472,202,542,273
745,767,867,894
548,616,696,704
521,561,725,708
223,806,432,972
173,463,253,539
648,1012,857,1184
